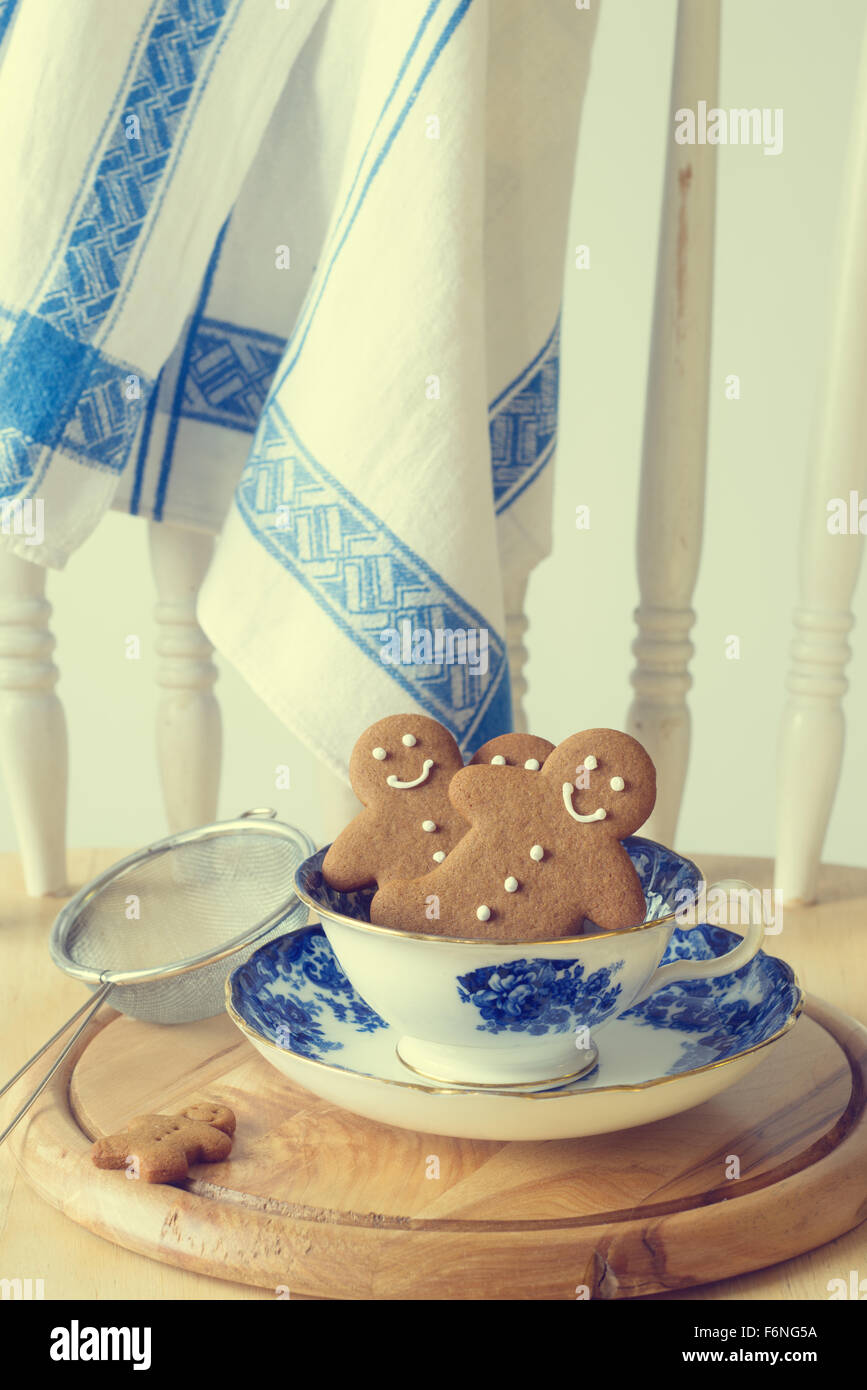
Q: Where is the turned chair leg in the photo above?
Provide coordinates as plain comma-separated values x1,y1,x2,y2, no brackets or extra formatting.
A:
776,28,867,904
626,0,719,847
0,550,69,895
148,521,222,832
777,604,857,906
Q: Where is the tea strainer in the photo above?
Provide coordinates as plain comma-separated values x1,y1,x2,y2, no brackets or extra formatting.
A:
0,810,314,1146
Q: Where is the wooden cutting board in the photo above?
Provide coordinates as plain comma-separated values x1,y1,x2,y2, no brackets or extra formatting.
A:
8,995,867,1300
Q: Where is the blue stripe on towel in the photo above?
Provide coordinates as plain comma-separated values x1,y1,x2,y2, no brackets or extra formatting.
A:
37,0,232,347
129,366,163,515
270,0,475,395
0,432,41,498
489,317,559,413
0,0,20,51
90,0,451,510
132,312,560,523
141,0,477,509
103,0,244,337
491,318,560,513
234,401,512,753
144,312,561,518
303,0,443,310
175,318,286,433
25,1,163,314
0,0,236,496
0,314,153,494
153,216,229,520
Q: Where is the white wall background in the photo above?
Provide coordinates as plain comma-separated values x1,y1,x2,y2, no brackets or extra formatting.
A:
1,0,866,868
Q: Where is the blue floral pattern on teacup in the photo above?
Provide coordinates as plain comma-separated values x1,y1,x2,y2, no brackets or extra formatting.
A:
230,927,387,1061
456,958,625,1035
621,837,701,924
620,923,801,1071
229,922,800,1077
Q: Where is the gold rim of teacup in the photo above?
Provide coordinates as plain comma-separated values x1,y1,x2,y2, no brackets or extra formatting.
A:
294,842,704,946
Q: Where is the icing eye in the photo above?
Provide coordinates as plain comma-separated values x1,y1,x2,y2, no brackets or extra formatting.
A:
610,776,625,791
524,758,540,770
491,755,506,765
583,756,597,770
372,747,387,761
402,733,417,747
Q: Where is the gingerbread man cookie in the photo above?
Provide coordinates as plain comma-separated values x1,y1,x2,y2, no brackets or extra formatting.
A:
322,714,467,889
371,728,656,939
91,1102,236,1184
469,733,555,771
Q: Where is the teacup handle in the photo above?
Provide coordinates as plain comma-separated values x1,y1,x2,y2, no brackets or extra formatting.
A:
630,878,766,1007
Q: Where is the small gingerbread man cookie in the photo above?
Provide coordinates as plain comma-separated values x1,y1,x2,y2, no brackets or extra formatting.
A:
371,728,656,939
469,733,555,772
322,714,467,889
91,1102,236,1184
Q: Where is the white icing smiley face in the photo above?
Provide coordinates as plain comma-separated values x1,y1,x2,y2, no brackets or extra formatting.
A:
354,717,463,806
387,760,434,789
370,731,436,788
563,757,627,823
563,785,607,822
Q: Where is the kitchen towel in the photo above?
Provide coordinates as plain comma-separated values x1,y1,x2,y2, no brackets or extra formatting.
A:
0,0,598,776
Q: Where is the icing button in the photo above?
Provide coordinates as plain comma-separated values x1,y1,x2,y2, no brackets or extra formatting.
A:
524,759,540,770
530,844,544,861
422,820,437,832
504,876,519,893
476,905,492,922
491,755,506,765
432,851,446,863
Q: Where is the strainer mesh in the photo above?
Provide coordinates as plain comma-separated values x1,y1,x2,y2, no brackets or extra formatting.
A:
61,830,308,1024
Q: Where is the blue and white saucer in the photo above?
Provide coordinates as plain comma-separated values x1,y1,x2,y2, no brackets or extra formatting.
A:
226,923,802,1141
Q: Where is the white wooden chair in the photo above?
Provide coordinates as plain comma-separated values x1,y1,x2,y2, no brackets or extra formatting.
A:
774,22,867,905
623,0,865,904
624,0,719,852
0,522,221,895
626,0,866,904
2,0,862,905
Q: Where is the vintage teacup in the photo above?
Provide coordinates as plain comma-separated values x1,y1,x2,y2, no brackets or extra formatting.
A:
294,838,766,1088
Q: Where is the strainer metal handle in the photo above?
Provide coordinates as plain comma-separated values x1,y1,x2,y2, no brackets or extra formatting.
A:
0,809,315,1148
0,985,113,1146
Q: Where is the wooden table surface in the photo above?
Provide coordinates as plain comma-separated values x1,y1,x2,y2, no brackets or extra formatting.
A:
1,847,865,1302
